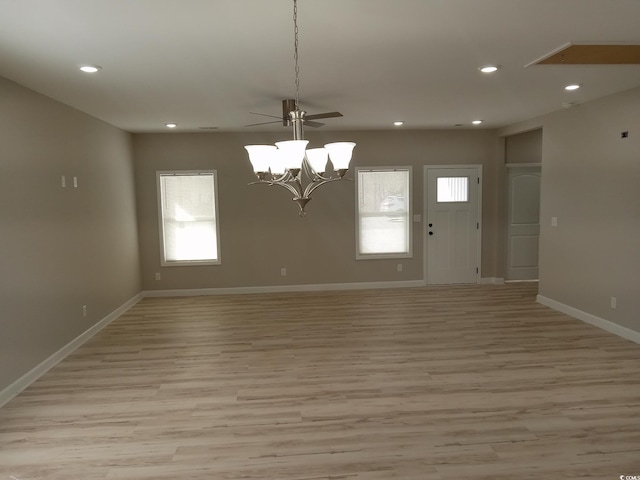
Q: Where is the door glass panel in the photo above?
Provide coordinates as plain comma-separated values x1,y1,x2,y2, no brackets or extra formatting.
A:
437,177,468,202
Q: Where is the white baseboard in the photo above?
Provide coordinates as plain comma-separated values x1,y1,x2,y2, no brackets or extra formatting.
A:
479,277,505,285
143,280,425,297
0,293,143,409
537,295,640,345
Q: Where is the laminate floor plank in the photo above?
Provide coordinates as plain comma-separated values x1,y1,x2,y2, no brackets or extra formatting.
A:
1,283,639,479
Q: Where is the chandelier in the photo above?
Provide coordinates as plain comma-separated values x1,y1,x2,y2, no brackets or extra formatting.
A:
243,0,356,216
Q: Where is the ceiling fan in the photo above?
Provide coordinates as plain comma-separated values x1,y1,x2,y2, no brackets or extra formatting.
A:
246,99,343,128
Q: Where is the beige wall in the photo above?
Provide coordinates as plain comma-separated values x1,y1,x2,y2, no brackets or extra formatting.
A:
133,129,502,291
0,77,141,390
505,129,542,164
537,86,640,332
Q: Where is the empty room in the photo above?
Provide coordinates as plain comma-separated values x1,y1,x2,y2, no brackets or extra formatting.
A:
1,1,639,479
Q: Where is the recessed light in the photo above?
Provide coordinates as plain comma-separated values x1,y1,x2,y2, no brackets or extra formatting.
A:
393,121,404,126
472,120,483,125
165,123,178,128
565,84,581,91
79,65,102,73
479,65,499,73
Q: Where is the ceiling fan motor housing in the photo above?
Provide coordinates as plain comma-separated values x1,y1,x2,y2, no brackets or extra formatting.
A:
282,99,296,126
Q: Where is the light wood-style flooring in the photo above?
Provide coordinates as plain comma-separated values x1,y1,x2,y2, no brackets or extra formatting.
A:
1,283,639,479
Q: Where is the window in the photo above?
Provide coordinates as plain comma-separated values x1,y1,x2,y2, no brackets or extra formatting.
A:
356,167,412,258
437,177,468,202
157,171,221,266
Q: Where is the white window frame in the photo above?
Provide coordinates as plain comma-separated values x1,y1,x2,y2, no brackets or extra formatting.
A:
355,166,413,260
157,170,221,267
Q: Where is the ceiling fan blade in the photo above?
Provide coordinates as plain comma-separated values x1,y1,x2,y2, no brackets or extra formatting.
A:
244,120,282,127
249,112,283,120
305,120,325,128
305,111,343,120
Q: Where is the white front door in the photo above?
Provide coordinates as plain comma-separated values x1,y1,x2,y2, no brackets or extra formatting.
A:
425,166,481,284
506,166,541,280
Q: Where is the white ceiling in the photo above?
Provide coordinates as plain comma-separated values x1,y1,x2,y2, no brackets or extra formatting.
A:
1,0,639,133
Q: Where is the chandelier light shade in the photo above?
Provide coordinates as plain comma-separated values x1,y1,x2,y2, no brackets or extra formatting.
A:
244,145,277,176
324,142,356,171
305,147,329,174
274,140,308,170
243,0,356,216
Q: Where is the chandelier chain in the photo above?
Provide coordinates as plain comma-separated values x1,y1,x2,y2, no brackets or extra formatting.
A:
293,0,300,111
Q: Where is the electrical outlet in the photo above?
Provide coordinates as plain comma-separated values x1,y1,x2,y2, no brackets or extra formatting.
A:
155,272,161,280
61,175,67,188
397,263,403,272
73,176,78,188
82,305,87,317
610,297,617,309
551,217,558,227
281,268,287,276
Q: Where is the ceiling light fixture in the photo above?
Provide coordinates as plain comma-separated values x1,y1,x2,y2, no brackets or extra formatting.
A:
472,120,483,125
479,65,499,73
79,65,102,73
165,123,177,128
393,121,404,126
243,0,355,216
565,84,581,91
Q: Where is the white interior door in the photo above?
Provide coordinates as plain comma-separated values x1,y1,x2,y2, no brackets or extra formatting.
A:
426,166,481,284
506,166,541,280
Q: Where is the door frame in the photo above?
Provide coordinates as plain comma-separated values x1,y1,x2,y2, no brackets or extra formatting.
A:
423,165,483,285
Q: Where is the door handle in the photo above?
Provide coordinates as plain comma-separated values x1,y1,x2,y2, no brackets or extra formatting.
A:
428,231,434,236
